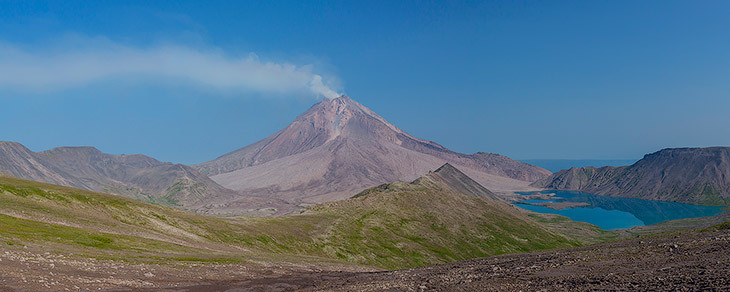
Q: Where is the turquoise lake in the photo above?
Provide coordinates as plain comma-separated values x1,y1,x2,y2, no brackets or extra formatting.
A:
514,191,726,230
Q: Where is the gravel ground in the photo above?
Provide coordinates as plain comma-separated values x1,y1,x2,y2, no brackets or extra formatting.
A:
0,248,372,292
1,228,728,291
171,228,730,292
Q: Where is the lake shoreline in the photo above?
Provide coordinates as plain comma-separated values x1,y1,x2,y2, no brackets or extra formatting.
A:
510,190,725,230
516,201,590,210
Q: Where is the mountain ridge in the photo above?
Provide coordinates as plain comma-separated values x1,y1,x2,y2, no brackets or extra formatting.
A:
532,147,730,205
0,141,235,210
423,163,500,200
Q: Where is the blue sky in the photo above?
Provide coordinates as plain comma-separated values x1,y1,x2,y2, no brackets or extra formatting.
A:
1,1,729,164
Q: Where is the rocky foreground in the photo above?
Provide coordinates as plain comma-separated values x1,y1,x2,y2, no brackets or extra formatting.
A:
167,226,730,292
1,225,728,291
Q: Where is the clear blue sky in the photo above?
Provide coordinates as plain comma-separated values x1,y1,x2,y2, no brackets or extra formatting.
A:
1,1,729,164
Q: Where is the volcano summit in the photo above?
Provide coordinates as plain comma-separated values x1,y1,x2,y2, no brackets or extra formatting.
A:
195,95,550,215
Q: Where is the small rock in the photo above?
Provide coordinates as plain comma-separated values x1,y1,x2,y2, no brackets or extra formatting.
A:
144,272,155,278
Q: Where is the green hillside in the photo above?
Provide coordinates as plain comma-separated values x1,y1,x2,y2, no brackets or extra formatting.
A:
0,170,580,269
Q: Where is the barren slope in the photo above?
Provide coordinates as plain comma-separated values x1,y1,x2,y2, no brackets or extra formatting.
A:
195,96,548,214
533,147,730,205
0,142,83,188
0,142,234,209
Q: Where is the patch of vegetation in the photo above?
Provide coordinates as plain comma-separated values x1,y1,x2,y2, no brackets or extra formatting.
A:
161,180,206,206
0,213,205,259
0,175,589,269
701,220,730,232
254,181,580,269
698,184,729,206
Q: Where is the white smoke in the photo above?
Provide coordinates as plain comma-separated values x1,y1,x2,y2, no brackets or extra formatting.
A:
308,75,340,99
0,40,341,99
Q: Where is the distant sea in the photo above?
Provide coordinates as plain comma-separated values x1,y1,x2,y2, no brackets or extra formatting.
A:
520,159,638,173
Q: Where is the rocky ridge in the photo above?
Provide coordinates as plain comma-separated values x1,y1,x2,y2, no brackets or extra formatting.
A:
532,147,730,205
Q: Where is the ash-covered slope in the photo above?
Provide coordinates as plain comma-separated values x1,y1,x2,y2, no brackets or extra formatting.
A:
0,142,83,188
422,163,499,200
532,147,730,205
0,141,234,209
195,95,548,213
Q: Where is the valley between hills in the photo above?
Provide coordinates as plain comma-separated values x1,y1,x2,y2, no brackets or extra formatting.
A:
0,171,728,291
0,167,589,290
1,96,729,291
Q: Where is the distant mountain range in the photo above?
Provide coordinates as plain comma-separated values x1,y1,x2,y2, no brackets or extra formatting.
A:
194,95,549,214
8,96,727,214
0,141,234,210
520,159,638,173
532,147,730,206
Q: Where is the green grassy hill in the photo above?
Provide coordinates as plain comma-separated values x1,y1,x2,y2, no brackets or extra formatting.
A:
0,165,581,269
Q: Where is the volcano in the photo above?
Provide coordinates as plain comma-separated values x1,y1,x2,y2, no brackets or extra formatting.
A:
194,95,549,214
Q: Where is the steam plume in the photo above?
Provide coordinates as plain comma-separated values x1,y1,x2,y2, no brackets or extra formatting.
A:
0,40,341,99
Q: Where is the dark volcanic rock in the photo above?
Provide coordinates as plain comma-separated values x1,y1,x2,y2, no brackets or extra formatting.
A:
532,147,730,205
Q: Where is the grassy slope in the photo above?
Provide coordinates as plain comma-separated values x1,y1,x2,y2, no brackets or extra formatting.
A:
302,179,578,269
0,175,257,262
0,174,579,269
